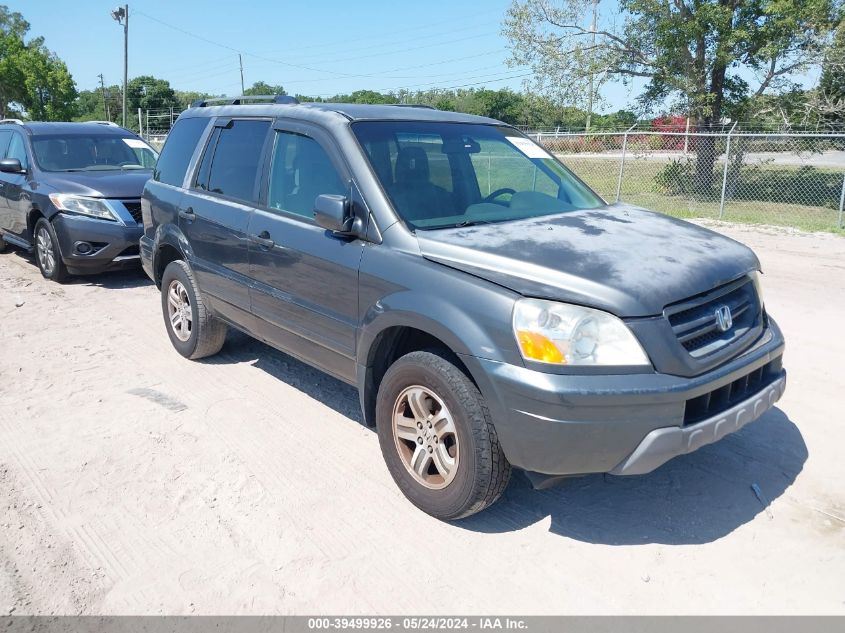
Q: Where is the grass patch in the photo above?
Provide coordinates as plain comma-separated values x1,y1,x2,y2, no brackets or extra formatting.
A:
561,156,845,234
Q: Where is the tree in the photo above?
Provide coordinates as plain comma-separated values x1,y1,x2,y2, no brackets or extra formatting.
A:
243,81,286,96
127,75,179,113
818,25,845,124
0,5,77,120
504,0,841,190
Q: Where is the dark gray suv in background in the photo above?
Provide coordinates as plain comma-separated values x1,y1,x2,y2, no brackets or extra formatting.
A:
0,119,158,281
141,96,786,519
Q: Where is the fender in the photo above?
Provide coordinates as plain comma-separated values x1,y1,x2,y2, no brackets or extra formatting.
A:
355,288,521,427
358,290,513,367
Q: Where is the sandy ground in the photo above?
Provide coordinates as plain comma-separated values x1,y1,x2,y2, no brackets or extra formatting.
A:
0,223,843,615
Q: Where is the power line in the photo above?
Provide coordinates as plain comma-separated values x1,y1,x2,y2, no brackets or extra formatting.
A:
277,22,501,64
134,10,504,80
134,11,361,77
241,9,493,55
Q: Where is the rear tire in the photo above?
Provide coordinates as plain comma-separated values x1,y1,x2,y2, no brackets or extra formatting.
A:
0,233,6,253
33,218,68,283
160,260,227,359
376,350,511,520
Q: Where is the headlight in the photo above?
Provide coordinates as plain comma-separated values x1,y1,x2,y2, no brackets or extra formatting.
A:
749,270,765,307
513,298,650,366
48,194,117,221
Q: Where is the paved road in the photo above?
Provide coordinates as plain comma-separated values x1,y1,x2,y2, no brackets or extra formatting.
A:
0,223,843,614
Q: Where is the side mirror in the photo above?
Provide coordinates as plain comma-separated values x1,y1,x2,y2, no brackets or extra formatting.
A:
0,158,23,174
314,194,353,233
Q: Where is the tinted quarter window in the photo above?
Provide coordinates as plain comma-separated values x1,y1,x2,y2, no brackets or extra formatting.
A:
203,119,271,203
267,131,345,218
153,116,209,186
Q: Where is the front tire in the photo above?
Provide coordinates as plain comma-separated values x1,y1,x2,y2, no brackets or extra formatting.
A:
376,350,511,520
160,260,227,359
33,218,68,283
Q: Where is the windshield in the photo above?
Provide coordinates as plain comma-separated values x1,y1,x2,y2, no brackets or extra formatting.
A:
32,134,159,172
352,121,604,230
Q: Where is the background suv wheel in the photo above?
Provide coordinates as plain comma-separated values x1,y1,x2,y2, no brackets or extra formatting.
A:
376,350,511,520
34,218,68,283
160,260,227,360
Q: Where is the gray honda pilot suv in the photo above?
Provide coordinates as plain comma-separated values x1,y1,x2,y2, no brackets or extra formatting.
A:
141,96,786,520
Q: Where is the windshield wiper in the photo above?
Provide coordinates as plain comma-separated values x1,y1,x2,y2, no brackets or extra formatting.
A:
438,219,497,229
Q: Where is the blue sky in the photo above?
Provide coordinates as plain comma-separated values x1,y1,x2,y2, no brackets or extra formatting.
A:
10,0,820,115
8,0,650,112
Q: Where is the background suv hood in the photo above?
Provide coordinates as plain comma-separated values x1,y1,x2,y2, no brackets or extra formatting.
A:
43,170,152,199
416,204,760,317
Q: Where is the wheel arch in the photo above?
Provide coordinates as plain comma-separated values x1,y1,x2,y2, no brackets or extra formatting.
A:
152,224,194,288
355,300,505,428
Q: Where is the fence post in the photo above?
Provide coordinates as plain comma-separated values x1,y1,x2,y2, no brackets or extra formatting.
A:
137,107,143,138
615,123,637,202
838,170,845,229
683,117,690,157
718,122,738,220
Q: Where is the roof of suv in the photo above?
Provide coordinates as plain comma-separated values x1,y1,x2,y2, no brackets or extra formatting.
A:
180,102,501,126
11,121,136,137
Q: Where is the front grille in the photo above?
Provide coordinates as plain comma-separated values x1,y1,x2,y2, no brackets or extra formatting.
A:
683,357,783,426
122,200,143,224
665,277,761,358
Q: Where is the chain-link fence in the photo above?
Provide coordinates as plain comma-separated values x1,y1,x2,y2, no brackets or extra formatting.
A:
532,128,845,232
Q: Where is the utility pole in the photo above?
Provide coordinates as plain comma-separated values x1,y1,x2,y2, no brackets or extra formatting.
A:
585,0,598,133
239,53,245,94
97,73,110,121
110,5,129,127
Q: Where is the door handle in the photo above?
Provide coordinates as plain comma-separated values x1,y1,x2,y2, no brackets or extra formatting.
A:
250,231,275,249
178,207,195,221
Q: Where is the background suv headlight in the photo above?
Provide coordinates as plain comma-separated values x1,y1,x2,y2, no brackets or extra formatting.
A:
48,194,117,221
513,298,651,366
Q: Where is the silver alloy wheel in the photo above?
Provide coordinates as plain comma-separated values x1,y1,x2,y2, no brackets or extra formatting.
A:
392,385,460,490
36,227,55,275
166,279,193,342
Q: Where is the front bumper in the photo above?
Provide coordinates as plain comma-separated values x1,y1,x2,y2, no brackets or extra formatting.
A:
464,319,786,478
52,213,143,275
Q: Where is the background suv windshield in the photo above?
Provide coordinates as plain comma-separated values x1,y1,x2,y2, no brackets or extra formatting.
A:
32,134,158,172
353,121,603,230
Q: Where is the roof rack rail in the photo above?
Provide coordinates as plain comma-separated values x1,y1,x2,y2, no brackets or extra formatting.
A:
389,104,436,110
0,118,24,125
190,94,299,108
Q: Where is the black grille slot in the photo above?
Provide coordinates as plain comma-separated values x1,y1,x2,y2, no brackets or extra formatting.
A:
665,278,761,358
117,244,140,257
122,200,143,224
683,357,782,426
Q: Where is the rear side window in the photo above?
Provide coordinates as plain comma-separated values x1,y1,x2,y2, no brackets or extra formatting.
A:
201,119,270,203
153,117,208,186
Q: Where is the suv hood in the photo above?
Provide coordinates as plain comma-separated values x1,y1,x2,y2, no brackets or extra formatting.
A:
42,170,152,199
416,204,759,317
